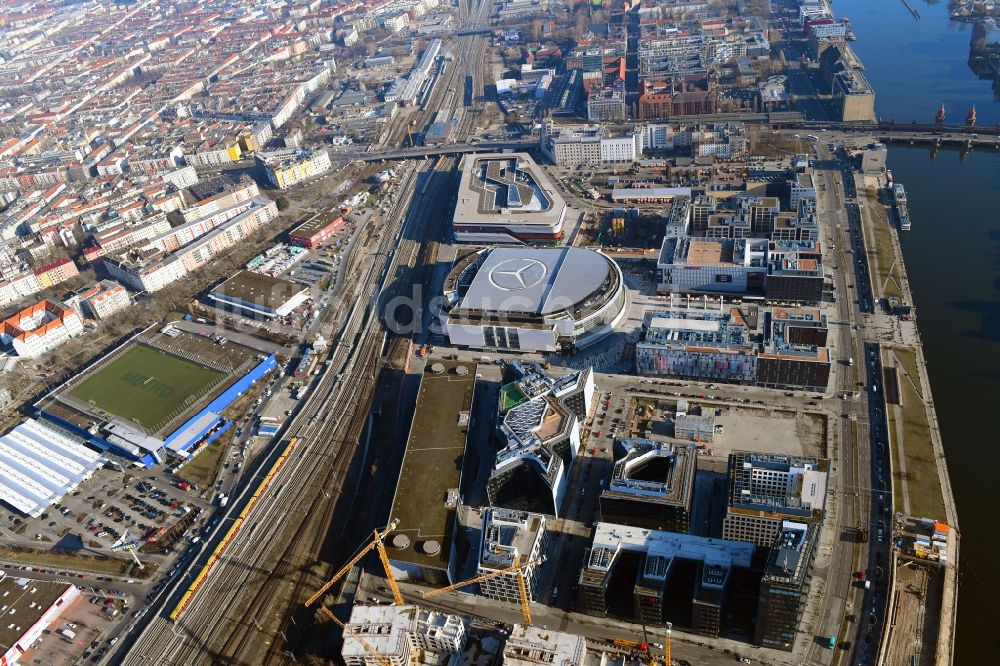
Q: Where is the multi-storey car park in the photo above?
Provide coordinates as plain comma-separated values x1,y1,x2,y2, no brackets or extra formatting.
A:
451,153,567,243
441,247,628,354
385,359,477,587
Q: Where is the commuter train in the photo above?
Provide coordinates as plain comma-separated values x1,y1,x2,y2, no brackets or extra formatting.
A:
168,437,301,621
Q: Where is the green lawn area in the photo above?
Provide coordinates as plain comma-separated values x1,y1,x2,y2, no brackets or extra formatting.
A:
180,437,228,490
893,347,923,400
863,192,904,301
895,370,946,520
69,345,224,432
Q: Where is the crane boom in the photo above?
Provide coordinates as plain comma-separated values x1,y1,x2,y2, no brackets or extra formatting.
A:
374,527,404,605
318,606,393,666
515,568,532,626
420,557,543,599
305,520,399,608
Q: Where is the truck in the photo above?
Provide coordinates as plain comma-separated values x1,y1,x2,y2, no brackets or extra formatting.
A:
848,357,854,366
59,628,76,640
826,635,836,649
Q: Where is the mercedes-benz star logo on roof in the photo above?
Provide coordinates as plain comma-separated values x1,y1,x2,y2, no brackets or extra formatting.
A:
488,258,548,291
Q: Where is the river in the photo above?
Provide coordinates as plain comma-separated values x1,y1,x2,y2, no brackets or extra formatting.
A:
837,0,1000,660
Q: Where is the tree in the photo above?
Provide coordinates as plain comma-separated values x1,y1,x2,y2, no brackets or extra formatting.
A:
531,19,543,41
573,12,589,41
276,196,289,211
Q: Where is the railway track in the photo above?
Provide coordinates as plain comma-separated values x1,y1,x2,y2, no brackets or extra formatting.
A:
381,0,494,149
118,165,430,666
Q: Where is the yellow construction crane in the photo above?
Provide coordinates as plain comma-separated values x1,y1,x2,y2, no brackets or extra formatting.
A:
305,519,403,608
317,606,393,666
664,623,672,666
420,556,543,626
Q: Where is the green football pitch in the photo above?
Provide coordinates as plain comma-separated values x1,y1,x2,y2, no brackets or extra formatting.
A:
68,345,225,432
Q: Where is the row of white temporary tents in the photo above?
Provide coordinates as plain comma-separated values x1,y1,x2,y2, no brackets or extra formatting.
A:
0,419,104,518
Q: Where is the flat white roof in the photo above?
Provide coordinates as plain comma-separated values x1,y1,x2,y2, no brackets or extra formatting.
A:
165,411,220,453
649,316,720,332
0,420,104,517
589,522,754,574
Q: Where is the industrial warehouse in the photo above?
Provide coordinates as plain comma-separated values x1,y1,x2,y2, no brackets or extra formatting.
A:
441,247,628,354
207,270,310,319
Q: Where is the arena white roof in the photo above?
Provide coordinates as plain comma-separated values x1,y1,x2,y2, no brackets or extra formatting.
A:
459,247,610,316
0,419,104,517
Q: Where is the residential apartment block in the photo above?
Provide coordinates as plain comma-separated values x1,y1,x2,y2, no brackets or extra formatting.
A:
1,300,84,358
257,149,331,189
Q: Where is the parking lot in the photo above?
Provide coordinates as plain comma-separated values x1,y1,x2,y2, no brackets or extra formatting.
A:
16,592,118,666
2,467,210,564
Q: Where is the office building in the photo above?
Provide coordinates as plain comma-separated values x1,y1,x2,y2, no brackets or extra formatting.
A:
478,508,547,603
636,308,758,384
722,451,828,548
502,625,586,666
770,206,819,243
442,247,627,354
832,68,875,122
789,173,816,211
599,439,696,532
754,520,819,651
689,195,718,236
663,195,691,238
490,362,594,517
765,242,825,303
656,237,768,295
578,523,753,637
702,213,751,240
756,307,830,391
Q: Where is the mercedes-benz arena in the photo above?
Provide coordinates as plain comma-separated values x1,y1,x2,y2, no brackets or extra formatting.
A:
452,153,567,244
442,247,628,353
